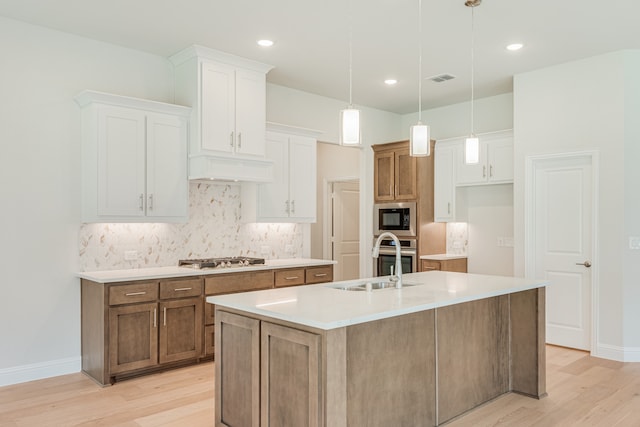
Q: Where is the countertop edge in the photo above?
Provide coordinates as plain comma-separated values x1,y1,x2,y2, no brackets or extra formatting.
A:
78,258,337,283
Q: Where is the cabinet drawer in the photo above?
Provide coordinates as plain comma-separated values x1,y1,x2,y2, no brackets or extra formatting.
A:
109,282,158,305
274,268,306,287
159,278,203,299
205,270,274,295
421,260,441,271
305,265,333,284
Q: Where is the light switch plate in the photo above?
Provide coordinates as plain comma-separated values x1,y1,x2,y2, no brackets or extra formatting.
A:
630,236,640,250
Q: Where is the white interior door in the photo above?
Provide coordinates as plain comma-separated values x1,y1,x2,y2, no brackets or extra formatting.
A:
531,154,594,351
332,181,360,281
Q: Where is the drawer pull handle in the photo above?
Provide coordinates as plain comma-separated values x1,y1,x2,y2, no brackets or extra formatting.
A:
285,276,299,280
423,267,437,271
153,308,157,328
163,307,167,326
125,291,146,296
174,287,193,291
314,273,328,277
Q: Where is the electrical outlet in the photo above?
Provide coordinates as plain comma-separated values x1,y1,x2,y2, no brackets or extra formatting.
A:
261,246,270,256
496,237,504,247
630,236,640,250
504,237,514,248
285,244,294,254
124,250,138,261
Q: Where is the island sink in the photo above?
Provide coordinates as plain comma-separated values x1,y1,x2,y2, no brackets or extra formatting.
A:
328,280,419,291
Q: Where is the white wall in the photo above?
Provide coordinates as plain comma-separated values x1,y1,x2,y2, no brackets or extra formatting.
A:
0,16,176,384
0,17,405,385
513,50,640,360
400,93,514,140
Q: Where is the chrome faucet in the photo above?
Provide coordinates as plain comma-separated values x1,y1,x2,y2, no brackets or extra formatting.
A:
372,232,403,288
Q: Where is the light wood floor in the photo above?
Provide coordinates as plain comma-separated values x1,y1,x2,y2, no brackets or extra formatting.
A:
1,345,639,426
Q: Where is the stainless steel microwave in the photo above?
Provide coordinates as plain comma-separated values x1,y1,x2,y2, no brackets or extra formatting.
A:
373,202,416,237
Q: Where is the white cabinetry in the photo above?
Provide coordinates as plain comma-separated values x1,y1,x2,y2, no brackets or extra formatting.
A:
76,90,190,223
171,45,274,181
456,131,513,186
434,142,456,222
242,123,321,223
434,130,513,222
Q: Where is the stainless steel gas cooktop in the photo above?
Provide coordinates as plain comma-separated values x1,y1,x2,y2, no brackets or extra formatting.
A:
178,256,265,269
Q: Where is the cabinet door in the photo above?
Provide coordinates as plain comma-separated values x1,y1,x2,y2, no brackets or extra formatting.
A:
394,148,417,200
109,303,158,374
97,106,146,217
487,139,514,183
456,141,488,185
159,297,203,364
146,112,189,220
235,68,266,157
434,144,456,222
200,60,235,154
216,311,260,427
374,151,395,202
257,133,290,219
289,135,317,221
261,322,321,427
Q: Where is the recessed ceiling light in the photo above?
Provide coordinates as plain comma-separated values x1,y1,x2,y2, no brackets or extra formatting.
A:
257,39,274,47
384,79,398,86
506,43,523,51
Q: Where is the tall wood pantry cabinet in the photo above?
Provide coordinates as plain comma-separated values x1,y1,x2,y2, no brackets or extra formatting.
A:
373,141,417,202
75,90,191,223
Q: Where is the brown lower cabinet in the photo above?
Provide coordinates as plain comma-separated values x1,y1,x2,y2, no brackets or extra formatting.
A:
421,257,467,273
81,264,334,385
83,277,204,385
216,311,321,427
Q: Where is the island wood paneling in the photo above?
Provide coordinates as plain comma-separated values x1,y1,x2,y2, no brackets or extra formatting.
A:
510,287,547,398
215,311,260,427
436,295,510,424
345,310,436,427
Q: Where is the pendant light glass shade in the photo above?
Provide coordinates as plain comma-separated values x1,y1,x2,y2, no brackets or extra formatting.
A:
465,135,479,164
410,122,430,156
340,107,361,146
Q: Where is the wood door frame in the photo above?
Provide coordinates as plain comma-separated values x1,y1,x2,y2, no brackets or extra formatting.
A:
322,177,360,265
524,150,600,354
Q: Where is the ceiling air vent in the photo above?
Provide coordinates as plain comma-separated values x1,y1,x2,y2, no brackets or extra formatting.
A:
428,74,456,83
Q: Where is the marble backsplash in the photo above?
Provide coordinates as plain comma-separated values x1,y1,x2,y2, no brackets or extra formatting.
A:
446,222,468,255
78,183,303,271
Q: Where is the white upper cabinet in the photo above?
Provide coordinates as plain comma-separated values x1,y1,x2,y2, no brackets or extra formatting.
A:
455,130,514,186
76,90,190,223
171,45,274,181
242,123,321,223
434,142,456,223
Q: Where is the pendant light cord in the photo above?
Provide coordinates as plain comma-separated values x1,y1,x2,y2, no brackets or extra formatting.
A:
348,0,353,108
418,0,423,123
470,6,475,134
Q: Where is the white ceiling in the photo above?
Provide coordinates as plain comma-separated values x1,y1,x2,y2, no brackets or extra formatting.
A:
1,0,639,114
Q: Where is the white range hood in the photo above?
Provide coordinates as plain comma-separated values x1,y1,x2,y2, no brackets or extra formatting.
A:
188,153,274,182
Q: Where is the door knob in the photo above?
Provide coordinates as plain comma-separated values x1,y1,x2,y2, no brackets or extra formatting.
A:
575,261,592,268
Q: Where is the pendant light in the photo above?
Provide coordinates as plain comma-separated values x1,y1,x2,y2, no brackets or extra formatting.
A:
464,0,481,164
410,0,430,157
340,0,361,146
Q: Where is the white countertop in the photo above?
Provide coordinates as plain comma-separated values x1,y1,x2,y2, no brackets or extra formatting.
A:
419,254,467,261
208,271,548,330
78,258,336,283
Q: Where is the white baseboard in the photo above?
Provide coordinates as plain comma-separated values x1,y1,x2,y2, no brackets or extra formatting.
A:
594,343,640,362
0,357,81,387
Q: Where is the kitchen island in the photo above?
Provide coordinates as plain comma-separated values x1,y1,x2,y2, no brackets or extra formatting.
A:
208,271,548,427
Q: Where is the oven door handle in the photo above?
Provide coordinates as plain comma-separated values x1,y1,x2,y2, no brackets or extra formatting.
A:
378,248,417,256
